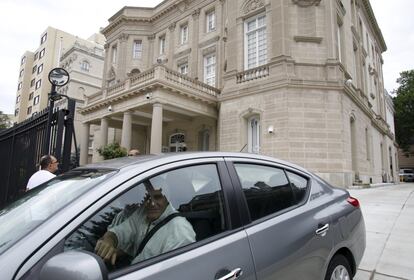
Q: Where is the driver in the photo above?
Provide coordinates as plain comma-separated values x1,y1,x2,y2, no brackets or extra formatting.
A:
94,184,195,265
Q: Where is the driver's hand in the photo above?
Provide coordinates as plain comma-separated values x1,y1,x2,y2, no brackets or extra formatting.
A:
95,232,118,265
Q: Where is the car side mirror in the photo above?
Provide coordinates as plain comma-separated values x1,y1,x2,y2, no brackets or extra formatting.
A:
39,250,108,280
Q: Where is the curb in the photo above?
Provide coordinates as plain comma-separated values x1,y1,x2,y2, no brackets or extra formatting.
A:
348,183,399,189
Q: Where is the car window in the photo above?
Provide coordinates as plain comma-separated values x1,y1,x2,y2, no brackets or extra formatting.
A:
286,171,309,202
64,164,227,271
234,164,294,221
0,169,115,255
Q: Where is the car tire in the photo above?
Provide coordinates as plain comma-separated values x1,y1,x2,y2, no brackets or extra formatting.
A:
325,254,353,280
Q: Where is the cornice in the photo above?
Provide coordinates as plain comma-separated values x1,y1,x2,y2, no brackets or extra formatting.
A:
291,0,321,7
360,0,387,52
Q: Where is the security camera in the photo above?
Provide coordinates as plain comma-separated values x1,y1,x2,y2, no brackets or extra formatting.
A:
345,79,353,86
267,125,274,134
145,93,152,99
108,105,112,112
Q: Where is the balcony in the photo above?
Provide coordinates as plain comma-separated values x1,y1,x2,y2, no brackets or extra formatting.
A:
84,65,220,108
236,64,270,84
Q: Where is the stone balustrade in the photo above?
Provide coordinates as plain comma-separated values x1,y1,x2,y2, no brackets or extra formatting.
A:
84,65,220,106
236,64,270,84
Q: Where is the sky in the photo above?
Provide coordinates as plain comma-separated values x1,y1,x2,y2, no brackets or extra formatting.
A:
0,0,413,114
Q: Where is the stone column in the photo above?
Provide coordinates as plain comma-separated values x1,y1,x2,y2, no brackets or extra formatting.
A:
168,23,176,68
92,117,109,162
100,117,109,147
102,43,110,88
80,122,90,165
121,111,132,151
191,9,200,78
150,103,163,154
147,35,155,67
118,33,129,80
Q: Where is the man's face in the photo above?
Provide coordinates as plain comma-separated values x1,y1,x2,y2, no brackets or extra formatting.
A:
144,188,168,222
48,157,59,173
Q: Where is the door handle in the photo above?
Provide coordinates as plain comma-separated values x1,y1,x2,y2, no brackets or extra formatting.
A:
315,223,329,236
216,268,243,280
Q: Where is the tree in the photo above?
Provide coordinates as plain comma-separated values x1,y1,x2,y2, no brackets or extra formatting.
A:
0,111,10,129
393,70,414,154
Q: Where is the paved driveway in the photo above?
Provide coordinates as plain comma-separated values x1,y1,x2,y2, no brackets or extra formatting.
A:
350,183,414,280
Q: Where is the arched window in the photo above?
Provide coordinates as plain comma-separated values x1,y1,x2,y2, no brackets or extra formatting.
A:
169,133,186,152
248,116,260,154
80,60,90,71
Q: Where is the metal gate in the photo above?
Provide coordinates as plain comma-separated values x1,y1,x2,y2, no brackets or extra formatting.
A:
0,100,77,207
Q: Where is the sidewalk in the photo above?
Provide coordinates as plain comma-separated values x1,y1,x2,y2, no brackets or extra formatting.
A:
350,183,414,280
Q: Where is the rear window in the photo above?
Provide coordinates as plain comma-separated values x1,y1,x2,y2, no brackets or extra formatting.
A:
0,169,116,255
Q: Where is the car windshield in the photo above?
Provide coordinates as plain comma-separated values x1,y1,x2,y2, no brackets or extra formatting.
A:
0,168,116,255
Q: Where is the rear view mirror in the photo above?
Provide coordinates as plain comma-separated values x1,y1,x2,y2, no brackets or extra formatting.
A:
39,250,108,280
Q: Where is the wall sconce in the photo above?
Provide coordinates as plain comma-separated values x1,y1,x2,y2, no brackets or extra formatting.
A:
267,125,274,134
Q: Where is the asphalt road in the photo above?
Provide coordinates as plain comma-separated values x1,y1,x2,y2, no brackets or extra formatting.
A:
350,183,414,280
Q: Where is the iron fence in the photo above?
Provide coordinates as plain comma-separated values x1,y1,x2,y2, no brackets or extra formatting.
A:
0,100,77,208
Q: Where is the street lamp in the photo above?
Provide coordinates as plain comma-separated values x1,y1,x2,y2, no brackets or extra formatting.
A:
44,67,70,154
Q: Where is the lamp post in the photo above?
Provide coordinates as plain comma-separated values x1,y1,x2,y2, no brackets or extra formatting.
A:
44,68,70,155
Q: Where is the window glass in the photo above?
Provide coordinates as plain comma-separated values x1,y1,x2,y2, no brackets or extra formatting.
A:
0,169,116,255
204,54,216,86
180,25,188,44
286,171,308,202
37,64,43,74
206,10,216,32
65,164,226,271
234,164,294,221
245,14,267,69
133,40,142,59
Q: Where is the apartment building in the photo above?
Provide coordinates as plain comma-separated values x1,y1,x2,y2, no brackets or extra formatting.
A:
13,27,105,123
79,0,397,187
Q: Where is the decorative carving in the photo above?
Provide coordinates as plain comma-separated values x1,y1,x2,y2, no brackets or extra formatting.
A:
292,0,321,7
242,0,264,15
118,33,129,42
103,43,109,49
192,8,200,19
147,34,156,41
169,22,176,31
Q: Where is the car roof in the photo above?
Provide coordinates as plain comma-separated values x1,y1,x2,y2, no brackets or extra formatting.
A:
78,152,310,174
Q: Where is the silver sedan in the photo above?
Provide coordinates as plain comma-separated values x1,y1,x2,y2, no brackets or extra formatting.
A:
0,152,365,280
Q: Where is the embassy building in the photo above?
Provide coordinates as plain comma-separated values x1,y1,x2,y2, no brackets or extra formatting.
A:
79,0,398,187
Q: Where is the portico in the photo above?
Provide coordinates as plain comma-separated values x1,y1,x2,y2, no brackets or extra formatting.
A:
79,65,219,164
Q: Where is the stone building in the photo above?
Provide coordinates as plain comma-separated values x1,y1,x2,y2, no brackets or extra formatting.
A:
57,35,107,161
79,0,397,187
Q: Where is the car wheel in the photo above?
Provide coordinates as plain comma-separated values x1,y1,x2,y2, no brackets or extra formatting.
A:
325,254,352,280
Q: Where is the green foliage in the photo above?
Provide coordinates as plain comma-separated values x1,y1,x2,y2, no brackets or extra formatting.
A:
0,111,10,129
393,70,414,153
97,142,127,160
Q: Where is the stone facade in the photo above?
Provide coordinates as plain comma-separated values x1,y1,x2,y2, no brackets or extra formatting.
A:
57,35,106,161
79,0,397,187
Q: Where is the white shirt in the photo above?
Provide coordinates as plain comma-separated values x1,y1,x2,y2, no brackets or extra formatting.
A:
27,170,56,190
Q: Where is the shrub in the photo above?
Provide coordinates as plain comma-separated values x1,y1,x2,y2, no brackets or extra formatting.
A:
97,142,127,160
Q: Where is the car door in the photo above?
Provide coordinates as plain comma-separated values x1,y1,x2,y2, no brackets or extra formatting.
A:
17,158,257,280
226,158,334,280
107,160,256,280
